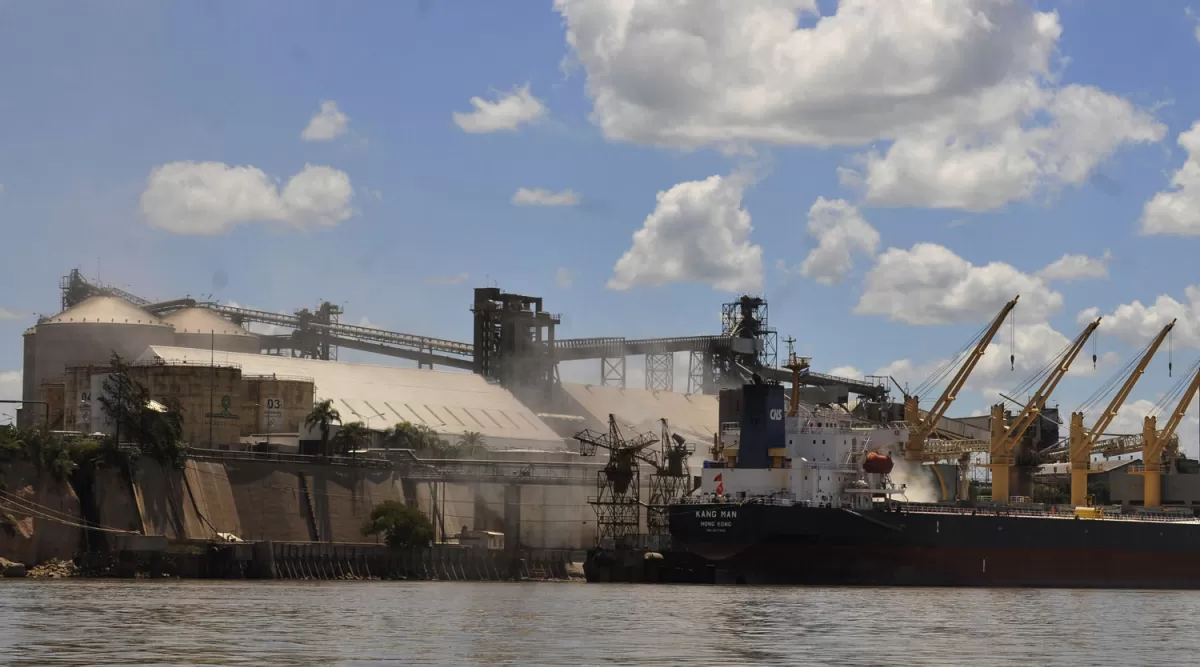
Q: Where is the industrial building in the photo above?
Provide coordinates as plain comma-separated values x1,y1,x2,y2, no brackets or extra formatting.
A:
13,270,896,553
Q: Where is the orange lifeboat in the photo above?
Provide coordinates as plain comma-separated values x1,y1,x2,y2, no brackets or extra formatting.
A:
862,451,894,475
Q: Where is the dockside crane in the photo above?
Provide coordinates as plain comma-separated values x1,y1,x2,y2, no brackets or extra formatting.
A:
1069,319,1176,506
988,317,1101,502
1137,356,1200,508
904,296,1019,461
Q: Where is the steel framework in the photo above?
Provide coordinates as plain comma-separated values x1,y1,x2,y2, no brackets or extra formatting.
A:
575,415,659,547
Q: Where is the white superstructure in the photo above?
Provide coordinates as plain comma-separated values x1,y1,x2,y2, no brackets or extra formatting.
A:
697,403,908,510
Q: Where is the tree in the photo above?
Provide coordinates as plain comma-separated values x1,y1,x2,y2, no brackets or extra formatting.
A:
98,353,187,468
384,421,443,452
305,399,342,456
456,430,486,457
332,421,371,455
361,500,434,549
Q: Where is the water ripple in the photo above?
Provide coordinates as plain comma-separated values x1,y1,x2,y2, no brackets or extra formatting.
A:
0,581,1194,666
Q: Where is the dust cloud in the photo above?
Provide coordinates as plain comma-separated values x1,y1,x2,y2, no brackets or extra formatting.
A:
890,457,942,503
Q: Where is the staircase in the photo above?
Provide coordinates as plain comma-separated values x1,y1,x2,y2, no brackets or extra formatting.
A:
297,473,321,542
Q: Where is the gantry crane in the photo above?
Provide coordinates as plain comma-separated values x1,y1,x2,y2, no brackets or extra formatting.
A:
1137,356,1200,508
1069,319,1176,506
904,296,1019,461
988,317,1101,502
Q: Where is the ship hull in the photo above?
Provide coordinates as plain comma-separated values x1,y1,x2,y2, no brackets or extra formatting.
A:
668,503,1200,588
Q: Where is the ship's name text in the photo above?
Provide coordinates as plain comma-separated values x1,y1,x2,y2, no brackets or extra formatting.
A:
696,510,737,519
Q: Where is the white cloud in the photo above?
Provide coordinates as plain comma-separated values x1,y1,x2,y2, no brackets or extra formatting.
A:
555,0,1061,147
828,365,863,379
555,267,573,288
452,83,545,133
796,197,879,286
1140,121,1200,236
608,173,763,293
1080,286,1200,350
1036,251,1110,282
301,100,349,142
423,273,470,286
856,243,1062,326
0,371,19,425
0,307,24,320
139,161,354,235
847,85,1164,211
556,1,1162,210
512,188,580,206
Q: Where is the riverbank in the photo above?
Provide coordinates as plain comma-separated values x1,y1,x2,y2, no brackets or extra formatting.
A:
1,541,583,582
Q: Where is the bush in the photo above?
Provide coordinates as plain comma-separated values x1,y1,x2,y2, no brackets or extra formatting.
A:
361,500,434,549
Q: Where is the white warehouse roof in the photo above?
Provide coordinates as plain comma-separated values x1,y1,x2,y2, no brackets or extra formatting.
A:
138,346,568,450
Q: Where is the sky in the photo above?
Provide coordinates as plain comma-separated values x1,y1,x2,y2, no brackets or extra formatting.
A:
3,0,1200,453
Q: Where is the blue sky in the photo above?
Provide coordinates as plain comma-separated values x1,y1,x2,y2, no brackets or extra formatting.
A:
3,1,1200,451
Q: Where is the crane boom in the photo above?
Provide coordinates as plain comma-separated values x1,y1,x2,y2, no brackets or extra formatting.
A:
904,296,1019,461
1069,319,1176,505
988,317,1100,501
1138,357,1200,508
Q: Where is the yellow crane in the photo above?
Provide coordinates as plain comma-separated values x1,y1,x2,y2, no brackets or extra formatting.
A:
988,317,1101,502
904,296,1019,461
1069,319,1176,506
1137,356,1200,508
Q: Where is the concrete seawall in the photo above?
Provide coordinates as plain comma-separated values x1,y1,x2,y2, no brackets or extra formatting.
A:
1,450,619,568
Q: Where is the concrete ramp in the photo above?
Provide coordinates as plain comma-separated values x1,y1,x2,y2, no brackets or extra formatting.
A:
306,467,404,543
93,469,144,535
181,461,241,539
223,463,313,542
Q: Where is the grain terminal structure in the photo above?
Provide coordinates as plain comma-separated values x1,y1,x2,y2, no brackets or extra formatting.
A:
9,269,910,554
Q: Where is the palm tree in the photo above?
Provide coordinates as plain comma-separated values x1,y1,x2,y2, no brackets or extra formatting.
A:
456,430,486,457
305,399,341,456
332,421,371,456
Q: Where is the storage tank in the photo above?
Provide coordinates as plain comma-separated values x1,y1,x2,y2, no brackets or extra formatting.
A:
240,374,315,437
31,296,175,407
163,307,259,354
18,328,36,428
127,362,243,447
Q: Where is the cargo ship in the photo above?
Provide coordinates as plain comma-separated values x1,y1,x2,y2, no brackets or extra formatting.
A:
666,374,1200,589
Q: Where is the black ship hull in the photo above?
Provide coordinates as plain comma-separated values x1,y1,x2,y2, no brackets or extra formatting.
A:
667,502,1200,588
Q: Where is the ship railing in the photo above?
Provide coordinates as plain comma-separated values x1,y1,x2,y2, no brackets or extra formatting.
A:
798,460,860,473
1127,462,1168,474
904,503,1199,523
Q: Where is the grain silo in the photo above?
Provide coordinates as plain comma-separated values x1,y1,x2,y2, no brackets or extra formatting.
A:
29,296,175,411
163,307,259,354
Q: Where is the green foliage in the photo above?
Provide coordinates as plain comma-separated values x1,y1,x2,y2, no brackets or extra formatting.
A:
456,430,487,457
361,500,434,549
97,353,188,468
331,421,371,455
305,399,342,455
383,421,455,456
0,426,117,482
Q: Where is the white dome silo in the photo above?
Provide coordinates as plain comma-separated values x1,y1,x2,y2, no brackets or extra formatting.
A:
31,296,176,399
163,307,260,354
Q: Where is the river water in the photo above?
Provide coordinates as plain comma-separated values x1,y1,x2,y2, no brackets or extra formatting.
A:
0,580,1192,666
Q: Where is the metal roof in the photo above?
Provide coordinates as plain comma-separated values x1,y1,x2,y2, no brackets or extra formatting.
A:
40,295,170,327
560,383,718,445
162,308,255,337
139,346,567,449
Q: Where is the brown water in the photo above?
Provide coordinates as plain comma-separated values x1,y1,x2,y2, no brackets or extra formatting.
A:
0,580,1193,666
